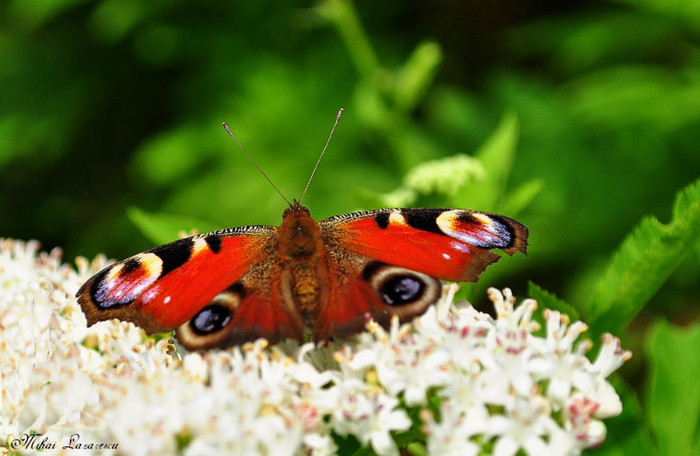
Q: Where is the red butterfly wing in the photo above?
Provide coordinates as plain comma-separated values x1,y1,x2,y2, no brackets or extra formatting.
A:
312,208,528,339
312,257,444,340
77,226,304,349
321,208,527,281
175,274,304,349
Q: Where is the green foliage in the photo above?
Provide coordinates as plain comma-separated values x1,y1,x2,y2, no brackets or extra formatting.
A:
175,428,194,452
460,111,520,211
361,154,485,208
532,180,699,456
331,433,362,455
646,322,700,456
364,111,540,213
528,282,580,322
127,207,219,245
588,179,700,334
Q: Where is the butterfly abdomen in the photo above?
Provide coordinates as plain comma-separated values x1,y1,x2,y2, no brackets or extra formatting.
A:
288,261,320,317
277,204,328,322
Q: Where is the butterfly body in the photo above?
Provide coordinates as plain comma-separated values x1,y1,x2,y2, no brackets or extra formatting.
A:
78,203,528,350
278,204,327,319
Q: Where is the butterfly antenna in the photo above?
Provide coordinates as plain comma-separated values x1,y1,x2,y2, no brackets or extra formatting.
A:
298,107,344,205
222,122,292,207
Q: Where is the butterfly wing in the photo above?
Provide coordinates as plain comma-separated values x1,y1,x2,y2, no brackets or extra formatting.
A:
313,208,528,339
77,226,305,349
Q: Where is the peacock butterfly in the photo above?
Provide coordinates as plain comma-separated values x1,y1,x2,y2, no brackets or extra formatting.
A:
76,111,528,350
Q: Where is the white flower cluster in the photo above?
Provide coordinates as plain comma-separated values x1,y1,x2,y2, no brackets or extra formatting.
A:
0,239,631,456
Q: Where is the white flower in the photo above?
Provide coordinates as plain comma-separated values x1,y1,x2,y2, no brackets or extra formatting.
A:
488,395,559,456
423,401,485,456
331,380,411,456
538,310,595,408
0,239,631,456
593,333,633,379
351,315,452,406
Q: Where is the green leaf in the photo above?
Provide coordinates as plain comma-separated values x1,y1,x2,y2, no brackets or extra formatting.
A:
175,428,194,452
646,321,700,456
588,178,700,333
127,207,220,245
130,124,212,187
331,432,363,456
458,110,519,210
500,178,544,215
406,442,427,456
393,40,443,113
5,0,86,33
318,0,379,79
528,282,580,321
614,0,700,33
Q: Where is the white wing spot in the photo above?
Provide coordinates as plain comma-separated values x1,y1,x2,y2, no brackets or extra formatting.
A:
136,253,164,278
436,210,460,233
388,211,407,226
438,211,503,248
191,238,209,256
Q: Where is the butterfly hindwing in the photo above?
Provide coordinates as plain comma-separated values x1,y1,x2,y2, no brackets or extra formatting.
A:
175,273,305,349
312,257,443,340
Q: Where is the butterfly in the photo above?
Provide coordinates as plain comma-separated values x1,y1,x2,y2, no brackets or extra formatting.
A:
76,112,528,350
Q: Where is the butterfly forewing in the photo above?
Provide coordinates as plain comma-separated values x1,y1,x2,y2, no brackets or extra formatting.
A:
320,208,528,282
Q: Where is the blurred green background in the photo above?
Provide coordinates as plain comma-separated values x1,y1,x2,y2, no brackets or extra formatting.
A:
2,0,699,453
3,0,697,306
